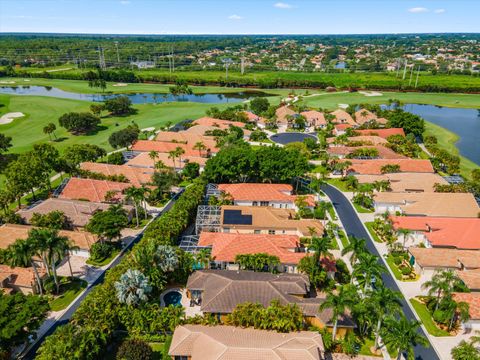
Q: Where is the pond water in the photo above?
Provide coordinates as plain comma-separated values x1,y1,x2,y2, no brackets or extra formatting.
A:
401,104,480,166
0,85,272,104
270,132,317,145
163,291,182,307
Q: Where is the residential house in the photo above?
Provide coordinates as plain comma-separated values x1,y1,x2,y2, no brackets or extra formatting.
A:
330,110,356,126
169,325,325,360
390,216,480,249
59,177,130,203
333,124,352,136
0,265,47,295
452,292,480,330
185,270,354,336
217,183,316,210
219,205,324,237
17,198,113,228
408,247,480,275
0,223,98,258
275,105,296,126
457,269,480,292
131,140,218,157
373,192,480,217
192,117,247,129
125,151,208,171
301,110,327,129
354,128,405,139
355,172,448,193
154,131,216,150
79,162,153,187
344,159,434,175
329,146,407,160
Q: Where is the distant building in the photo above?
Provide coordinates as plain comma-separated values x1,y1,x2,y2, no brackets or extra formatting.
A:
130,61,155,69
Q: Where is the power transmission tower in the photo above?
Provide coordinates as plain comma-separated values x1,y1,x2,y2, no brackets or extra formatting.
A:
223,58,233,80
98,46,106,70
114,41,120,66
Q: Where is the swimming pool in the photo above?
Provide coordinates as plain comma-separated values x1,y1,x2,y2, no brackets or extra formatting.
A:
163,290,182,307
270,132,317,145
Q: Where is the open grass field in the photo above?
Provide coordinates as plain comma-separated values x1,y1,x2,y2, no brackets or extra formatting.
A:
424,121,479,178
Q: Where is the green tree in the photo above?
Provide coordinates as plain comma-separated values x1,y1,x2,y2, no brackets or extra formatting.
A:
62,144,106,172
352,252,386,292
114,269,152,306
43,122,57,141
381,316,429,360
421,269,463,311
451,340,480,360
0,133,12,155
103,96,134,116
235,253,280,272
58,112,101,134
86,204,129,242
116,339,153,360
370,286,403,349
108,124,139,149
193,141,207,157
250,97,270,115
320,284,357,339
341,236,367,264
30,210,71,230
182,162,200,179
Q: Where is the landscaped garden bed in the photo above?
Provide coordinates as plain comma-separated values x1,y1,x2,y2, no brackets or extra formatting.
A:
410,298,452,337
386,251,417,281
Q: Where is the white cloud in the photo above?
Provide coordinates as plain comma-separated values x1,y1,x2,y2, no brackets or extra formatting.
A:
408,7,429,13
120,1,130,4
434,8,446,14
228,14,243,20
274,2,293,9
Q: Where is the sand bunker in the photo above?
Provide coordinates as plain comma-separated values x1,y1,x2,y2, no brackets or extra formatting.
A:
0,81,15,84
113,83,128,87
0,112,25,125
359,91,383,97
338,103,349,109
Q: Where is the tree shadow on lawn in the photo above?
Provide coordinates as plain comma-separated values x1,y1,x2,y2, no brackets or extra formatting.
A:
85,125,109,136
53,137,69,143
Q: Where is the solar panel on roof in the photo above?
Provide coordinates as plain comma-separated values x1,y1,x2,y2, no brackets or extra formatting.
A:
223,209,252,225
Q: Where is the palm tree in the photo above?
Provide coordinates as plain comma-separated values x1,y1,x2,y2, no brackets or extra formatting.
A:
194,248,212,269
124,186,144,227
175,146,185,166
168,150,178,169
421,269,463,311
397,228,412,248
193,141,207,157
148,151,159,169
451,340,480,360
155,245,179,272
5,239,44,295
43,123,57,141
344,175,358,190
352,252,386,292
320,285,356,339
308,236,333,265
43,229,70,294
370,285,403,349
56,236,79,279
381,316,429,360
341,236,367,264
114,269,152,306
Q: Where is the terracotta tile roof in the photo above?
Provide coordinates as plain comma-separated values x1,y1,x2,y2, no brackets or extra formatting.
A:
193,116,246,129
356,172,448,193
374,192,480,217
329,146,407,159
79,162,153,187
125,151,207,169
344,159,434,175
391,216,480,249
334,124,352,131
408,247,480,269
276,106,296,125
154,131,216,146
183,124,220,135
59,177,130,203
331,110,356,126
355,128,405,139
243,111,267,125
452,292,480,320
131,140,218,156
220,206,324,237
0,264,46,292
301,110,327,126
169,325,325,360
218,183,316,206
17,198,112,227
457,269,480,291
347,136,388,146
0,224,98,251
354,109,378,126
198,232,308,265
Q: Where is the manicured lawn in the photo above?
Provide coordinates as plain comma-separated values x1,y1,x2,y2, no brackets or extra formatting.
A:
359,337,383,357
48,277,87,311
327,206,337,220
326,177,350,192
353,203,374,213
424,121,479,179
364,222,383,243
149,342,165,360
385,254,403,281
338,230,349,248
410,298,451,337
86,248,121,267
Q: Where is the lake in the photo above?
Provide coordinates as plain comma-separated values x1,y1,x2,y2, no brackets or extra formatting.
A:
0,85,272,104
401,104,480,166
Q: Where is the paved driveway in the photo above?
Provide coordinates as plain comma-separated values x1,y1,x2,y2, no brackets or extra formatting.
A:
322,184,440,360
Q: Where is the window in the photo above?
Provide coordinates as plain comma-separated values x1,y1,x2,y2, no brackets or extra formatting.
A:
224,227,230,233
268,229,276,235
260,201,269,206
252,201,258,206
175,357,188,360
254,229,261,234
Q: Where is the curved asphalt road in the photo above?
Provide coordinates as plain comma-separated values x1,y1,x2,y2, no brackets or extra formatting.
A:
321,184,440,360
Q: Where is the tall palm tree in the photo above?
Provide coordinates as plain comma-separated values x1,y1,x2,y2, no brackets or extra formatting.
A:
381,316,429,360
320,285,356,339
42,229,70,294
421,269,463,311
397,228,413,248
175,146,185,166
341,236,367,264
352,252,386,292
168,150,178,169
5,239,44,295
124,186,143,227
194,248,212,269
56,236,79,279
370,285,403,349
148,151,159,169
193,141,207,157
308,236,333,265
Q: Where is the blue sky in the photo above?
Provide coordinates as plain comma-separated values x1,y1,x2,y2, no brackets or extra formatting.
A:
0,0,478,34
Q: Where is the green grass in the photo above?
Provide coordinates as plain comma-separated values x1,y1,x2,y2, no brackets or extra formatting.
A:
359,337,383,357
338,230,349,248
385,254,404,281
326,177,350,192
86,248,121,267
48,277,87,311
149,342,165,360
424,121,479,179
410,298,452,337
353,203,374,213
327,206,337,220
364,222,383,243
